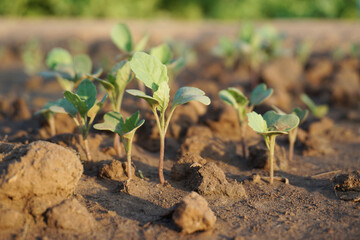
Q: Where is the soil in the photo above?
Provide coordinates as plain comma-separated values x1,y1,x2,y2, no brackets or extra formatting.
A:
0,20,359,239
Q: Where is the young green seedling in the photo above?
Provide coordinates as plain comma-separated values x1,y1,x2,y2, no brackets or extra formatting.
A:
247,111,299,184
300,94,328,118
41,48,102,91
50,79,107,161
21,38,44,76
127,52,211,184
219,84,273,157
94,111,144,180
272,106,308,161
91,60,134,157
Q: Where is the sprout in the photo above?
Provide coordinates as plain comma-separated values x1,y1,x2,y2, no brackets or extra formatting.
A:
91,60,134,157
219,84,273,157
41,48,102,91
50,79,107,161
272,106,308,161
247,111,299,184
94,111,144,180
300,94,328,118
127,52,211,184
35,100,62,137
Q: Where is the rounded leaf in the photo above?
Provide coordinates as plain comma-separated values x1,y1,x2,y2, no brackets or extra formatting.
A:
76,79,97,111
250,83,273,106
126,89,159,109
292,107,308,124
263,110,299,134
74,54,92,76
150,43,173,65
172,87,211,109
247,111,267,133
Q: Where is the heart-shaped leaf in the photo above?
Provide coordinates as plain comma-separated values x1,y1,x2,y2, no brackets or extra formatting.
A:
263,110,299,134
126,89,159,109
46,48,73,70
247,111,267,133
292,107,308,124
172,87,211,110
111,23,132,53
130,52,169,91
250,83,273,106
76,79,97,111
150,43,173,65
74,54,92,77
219,87,249,108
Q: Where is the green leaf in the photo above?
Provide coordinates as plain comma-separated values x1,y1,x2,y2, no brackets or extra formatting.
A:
88,94,107,125
292,107,308,124
76,79,97,111
300,94,316,111
247,111,267,133
153,81,170,113
250,83,273,106
150,43,173,65
263,110,299,134
94,111,123,133
134,33,150,52
126,89,159,109
271,105,286,115
221,87,249,107
219,90,237,107
130,52,169,91
111,23,132,52
115,60,132,94
122,111,145,139
94,77,115,92
74,54,92,77
49,98,77,117
64,91,88,117
300,94,328,118
172,87,211,109
56,77,75,92
46,48,72,70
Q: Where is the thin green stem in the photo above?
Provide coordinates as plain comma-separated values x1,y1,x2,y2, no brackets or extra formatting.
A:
268,135,276,184
48,114,56,137
164,107,176,134
159,132,165,184
125,137,133,180
288,127,298,161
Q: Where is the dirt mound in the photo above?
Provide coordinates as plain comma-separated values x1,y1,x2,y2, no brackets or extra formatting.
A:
171,153,207,181
333,171,360,202
99,160,135,181
172,192,216,234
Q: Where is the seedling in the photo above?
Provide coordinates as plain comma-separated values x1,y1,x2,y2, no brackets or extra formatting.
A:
247,111,299,184
272,106,308,161
50,79,107,161
219,84,273,157
94,111,144,180
21,38,44,76
91,60,134,157
41,48,102,91
127,52,211,184
300,94,328,118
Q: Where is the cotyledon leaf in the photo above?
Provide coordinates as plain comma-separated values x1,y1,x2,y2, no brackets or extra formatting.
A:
64,91,88,117
263,110,299,134
226,87,249,106
126,89,159,109
49,98,77,117
150,43,173,65
250,83,273,106
46,48,73,70
93,111,123,133
74,54,92,76
292,107,308,124
172,87,211,110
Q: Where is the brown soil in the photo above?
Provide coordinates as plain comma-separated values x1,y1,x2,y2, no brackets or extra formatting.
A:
0,20,359,239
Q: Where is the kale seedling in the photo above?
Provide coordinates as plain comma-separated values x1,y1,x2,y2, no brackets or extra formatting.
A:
247,111,299,184
35,100,61,137
42,48,102,91
219,84,273,157
272,106,308,161
300,94,328,118
94,111,144,180
50,79,107,161
127,52,211,184
92,60,134,157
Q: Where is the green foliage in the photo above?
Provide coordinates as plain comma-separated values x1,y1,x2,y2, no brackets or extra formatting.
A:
94,60,133,111
250,84,274,106
0,0,357,19
127,51,210,184
300,94,328,118
42,48,102,91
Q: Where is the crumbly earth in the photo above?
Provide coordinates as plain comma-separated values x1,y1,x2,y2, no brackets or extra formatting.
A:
0,20,359,239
